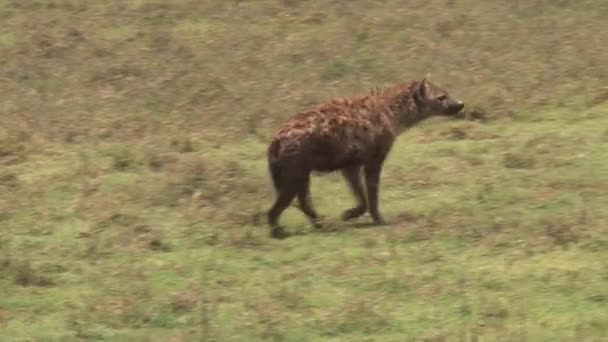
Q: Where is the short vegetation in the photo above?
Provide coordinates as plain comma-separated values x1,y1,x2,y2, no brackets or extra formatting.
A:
1,1,607,340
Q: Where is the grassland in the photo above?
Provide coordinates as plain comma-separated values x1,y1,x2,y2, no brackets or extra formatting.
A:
1,1,608,341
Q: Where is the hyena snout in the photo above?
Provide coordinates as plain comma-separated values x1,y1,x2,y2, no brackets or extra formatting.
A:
444,97,464,115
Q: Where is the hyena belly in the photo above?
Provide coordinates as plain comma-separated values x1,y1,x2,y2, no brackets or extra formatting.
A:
306,124,374,172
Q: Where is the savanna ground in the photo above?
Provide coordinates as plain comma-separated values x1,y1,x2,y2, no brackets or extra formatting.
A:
1,1,608,340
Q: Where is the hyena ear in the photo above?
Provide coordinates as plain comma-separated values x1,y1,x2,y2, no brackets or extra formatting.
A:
418,78,428,98
413,78,427,107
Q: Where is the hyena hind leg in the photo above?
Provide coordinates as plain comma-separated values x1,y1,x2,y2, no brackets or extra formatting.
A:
268,187,297,239
296,175,323,228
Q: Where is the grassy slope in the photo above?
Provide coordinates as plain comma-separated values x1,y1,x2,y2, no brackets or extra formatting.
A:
1,1,608,341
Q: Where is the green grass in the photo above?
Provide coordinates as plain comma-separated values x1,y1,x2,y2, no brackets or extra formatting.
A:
1,1,608,341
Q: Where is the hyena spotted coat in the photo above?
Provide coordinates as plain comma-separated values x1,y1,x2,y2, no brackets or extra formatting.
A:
267,78,464,238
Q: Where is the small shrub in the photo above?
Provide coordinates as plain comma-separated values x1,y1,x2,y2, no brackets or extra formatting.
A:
12,259,55,287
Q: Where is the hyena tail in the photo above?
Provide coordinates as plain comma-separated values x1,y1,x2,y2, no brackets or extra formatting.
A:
267,139,282,192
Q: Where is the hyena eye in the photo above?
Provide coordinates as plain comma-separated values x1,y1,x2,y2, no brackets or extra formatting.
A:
437,95,447,101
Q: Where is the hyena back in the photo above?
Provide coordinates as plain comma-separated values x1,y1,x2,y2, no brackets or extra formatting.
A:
267,77,464,239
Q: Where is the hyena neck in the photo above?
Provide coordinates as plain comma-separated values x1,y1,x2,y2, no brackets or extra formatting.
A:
382,82,427,134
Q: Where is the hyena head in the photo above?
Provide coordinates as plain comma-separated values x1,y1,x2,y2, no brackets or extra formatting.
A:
414,78,464,116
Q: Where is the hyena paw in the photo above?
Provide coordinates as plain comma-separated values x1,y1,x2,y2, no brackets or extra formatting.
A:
270,226,290,239
311,217,324,229
341,207,366,221
371,213,387,225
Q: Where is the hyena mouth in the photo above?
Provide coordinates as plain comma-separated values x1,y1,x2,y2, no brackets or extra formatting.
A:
448,101,465,115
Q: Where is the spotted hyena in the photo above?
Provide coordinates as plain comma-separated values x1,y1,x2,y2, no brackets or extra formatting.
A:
266,77,464,238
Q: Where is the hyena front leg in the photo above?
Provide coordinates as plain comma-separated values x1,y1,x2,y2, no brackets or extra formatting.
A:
364,161,386,225
341,166,368,221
